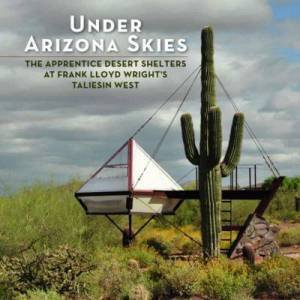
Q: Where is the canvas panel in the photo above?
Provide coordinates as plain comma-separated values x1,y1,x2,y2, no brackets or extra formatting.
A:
150,196,182,213
77,194,179,214
79,195,128,214
131,196,163,214
78,142,129,193
131,140,183,192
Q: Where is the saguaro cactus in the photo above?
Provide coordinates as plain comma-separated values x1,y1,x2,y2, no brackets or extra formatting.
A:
180,27,244,258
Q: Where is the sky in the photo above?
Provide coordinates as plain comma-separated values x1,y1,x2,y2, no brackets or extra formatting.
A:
0,0,299,191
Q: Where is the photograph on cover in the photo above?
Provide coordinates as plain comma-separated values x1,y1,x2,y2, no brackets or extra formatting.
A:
0,1,299,298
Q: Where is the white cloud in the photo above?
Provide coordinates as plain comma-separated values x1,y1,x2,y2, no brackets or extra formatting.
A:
276,19,300,51
0,0,271,36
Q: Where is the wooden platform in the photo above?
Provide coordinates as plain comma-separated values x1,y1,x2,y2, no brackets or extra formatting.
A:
152,189,269,200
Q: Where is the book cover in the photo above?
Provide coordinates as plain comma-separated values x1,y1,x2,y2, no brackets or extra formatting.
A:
0,1,299,299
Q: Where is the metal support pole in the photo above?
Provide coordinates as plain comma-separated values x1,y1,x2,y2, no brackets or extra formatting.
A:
105,215,123,233
235,166,238,190
121,197,134,247
129,214,132,237
254,164,257,189
133,215,156,238
295,196,300,212
249,168,252,189
195,167,198,190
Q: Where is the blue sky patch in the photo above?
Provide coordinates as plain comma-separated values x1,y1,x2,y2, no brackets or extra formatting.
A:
270,0,300,21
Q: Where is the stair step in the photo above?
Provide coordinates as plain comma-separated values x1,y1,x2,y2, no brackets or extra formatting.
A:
221,219,232,223
220,248,230,252
221,210,232,213
221,238,232,241
222,225,242,231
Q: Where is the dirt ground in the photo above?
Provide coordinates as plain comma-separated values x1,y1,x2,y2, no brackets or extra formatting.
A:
281,246,300,259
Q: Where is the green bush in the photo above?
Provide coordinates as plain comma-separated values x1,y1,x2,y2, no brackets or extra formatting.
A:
0,245,95,297
254,256,300,298
181,241,200,255
150,261,204,298
16,289,65,300
97,258,133,298
279,226,300,246
263,176,300,191
202,259,254,300
93,257,147,299
123,247,158,268
149,258,254,300
129,284,150,300
172,200,201,227
146,237,172,258
263,176,300,221
0,180,120,257
84,247,157,299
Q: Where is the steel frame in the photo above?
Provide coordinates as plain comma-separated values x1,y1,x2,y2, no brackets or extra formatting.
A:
75,174,284,256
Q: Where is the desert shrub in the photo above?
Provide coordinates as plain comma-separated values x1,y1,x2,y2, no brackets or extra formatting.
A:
149,258,254,299
97,258,133,298
0,180,120,257
200,258,254,300
254,256,300,298
0,245,95,297
278,226,300,246
263,176,300,221
123,247,158,268
0,286,10,300
252,196,295,223
150,260,204,299
181,241,201,255
231,201,257,225
95,257,145,299
171,200,201,227
87,247,155,299
129,284,150,300
262,176,300,191
146,237,172,258
140,225,201,255
16,289,65,300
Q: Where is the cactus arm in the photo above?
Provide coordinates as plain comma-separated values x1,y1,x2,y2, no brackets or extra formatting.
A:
221,113,245,177
208,106,222,167
180,113,200,165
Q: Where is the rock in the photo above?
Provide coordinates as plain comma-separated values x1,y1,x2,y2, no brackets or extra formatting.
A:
254,223,268,231
130,284,150,300
128,258,140,270
230,214,280,262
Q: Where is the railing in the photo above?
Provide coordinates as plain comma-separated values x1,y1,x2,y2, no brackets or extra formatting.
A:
228,164,263,190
